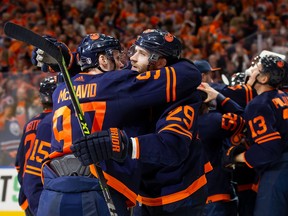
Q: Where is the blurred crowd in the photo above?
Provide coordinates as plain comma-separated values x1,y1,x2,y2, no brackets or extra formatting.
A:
1,0,288,165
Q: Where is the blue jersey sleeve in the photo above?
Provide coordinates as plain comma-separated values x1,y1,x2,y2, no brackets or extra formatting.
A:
216,95,244,115
132,93,202,166
107,59,202,108
219,84,257,108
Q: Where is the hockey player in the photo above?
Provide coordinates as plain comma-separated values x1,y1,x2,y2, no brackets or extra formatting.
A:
196,82,244,216
33,30,203,216
72,31,209,215
223,54,288,216
217,51,286,216
71,29,211,216
194,60,221,84
193,59,245,216
219,70,258,216
15,76,57,215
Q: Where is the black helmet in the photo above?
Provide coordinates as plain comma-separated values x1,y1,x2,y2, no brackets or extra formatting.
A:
259,55,288,87
77,33,121,71
39,76,57,106
129,29,182,64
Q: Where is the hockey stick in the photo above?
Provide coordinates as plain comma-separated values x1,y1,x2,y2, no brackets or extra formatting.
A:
4,22,118,216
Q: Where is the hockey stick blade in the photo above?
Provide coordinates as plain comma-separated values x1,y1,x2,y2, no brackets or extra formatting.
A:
4,22,62,63
4,22,118,216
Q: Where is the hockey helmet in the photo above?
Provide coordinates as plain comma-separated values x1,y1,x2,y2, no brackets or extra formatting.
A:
244,50,287,85
39,76,57,105
77,33,122,71
129,29,182,64
258,55,288,87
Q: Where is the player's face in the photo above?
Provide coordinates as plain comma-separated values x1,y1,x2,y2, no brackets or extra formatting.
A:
129,45,150,73
201,71,214,83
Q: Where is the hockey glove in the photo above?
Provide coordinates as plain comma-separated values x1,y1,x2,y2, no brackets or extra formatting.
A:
31,35,73,72
71,128,132,166
222,145,246,171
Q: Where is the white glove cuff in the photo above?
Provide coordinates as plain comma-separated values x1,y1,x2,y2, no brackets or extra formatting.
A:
130,137,139,159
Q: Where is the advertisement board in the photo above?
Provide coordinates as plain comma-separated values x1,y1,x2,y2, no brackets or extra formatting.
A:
0,167,24,215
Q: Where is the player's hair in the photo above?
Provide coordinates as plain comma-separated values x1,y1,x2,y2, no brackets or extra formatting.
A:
76,33,121,71
39,76,57,107
129,29,182,66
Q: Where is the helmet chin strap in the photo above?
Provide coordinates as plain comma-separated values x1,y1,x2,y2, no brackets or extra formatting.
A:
147,53,160,71
147,62,156,71
97,65,107,73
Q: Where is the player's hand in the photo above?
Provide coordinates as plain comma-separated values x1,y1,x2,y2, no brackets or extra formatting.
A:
71,128,132,165
31,48,48,72
31,48,57,72
222,145,246,171
31,35,72,72
197,82,220,103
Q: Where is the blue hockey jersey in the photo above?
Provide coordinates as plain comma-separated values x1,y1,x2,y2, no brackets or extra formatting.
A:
199,94,244,202
49,59,202,204
135,92,213,206
244,90,288,173
15,110,52,212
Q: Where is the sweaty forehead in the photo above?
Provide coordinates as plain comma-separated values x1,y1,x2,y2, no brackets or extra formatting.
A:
134,45,150,55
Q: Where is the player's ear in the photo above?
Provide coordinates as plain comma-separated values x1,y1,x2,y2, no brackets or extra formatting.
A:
98,54,111,71
259,73,269,84
264,74,270,83
99,54,107,65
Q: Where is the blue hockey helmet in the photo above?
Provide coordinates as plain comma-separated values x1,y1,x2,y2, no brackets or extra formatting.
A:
77,33,122,71
129,29,182,65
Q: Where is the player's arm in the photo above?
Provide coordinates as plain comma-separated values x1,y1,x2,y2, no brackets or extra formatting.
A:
120,59,202,108
197,82,244,115
219,84,256,108
15,134,26,184
71,96,202,166
130,97,201,166
15,125,33,212
15,124,31,185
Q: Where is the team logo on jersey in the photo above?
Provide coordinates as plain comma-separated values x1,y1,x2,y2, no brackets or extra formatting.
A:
90,33,100,40
164,33,174,42
74,76,85,82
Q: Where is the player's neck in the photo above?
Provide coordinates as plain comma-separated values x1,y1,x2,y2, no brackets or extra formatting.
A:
256,84,274,95
88,68,103,75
